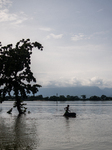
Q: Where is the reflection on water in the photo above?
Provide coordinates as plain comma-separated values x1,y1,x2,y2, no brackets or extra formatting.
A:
0,114,39,150
0,101,112,150
14,115,39,150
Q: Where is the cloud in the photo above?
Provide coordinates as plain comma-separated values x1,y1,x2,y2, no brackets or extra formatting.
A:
37,75,112,89
0,9,28,24
47,33,63,39
71,31,108,42
0,0,12,8
71,33,84,41
87,31,107,40
38,77,82,88
0,9,16,22
89,77,103,87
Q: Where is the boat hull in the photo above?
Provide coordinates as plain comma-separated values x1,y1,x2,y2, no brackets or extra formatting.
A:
64,112,76,118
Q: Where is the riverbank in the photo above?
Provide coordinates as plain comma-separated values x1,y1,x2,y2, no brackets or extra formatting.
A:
2,94,112,102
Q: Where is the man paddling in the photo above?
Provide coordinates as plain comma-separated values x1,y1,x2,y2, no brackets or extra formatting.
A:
64,105,70,114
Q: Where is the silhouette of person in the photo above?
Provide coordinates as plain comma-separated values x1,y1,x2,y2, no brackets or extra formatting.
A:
64,105,70,114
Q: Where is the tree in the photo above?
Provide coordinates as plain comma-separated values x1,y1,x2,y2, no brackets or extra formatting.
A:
89,95,100,101
81,95,86,100
0,39,43,114
101,95,107,100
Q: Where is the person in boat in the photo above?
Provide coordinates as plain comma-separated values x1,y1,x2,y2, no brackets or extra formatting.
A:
64,105,76,117
64,105,70,114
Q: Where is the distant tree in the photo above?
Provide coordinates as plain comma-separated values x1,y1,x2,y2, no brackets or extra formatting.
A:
0,39,43,114
73,96,80,100
90,95,101,101
44,96,49,100
81,95,86,100
66,95,80,101
101,95,107,100
58,95,66,101
49,95,58,101
36,95,43,100
66,95,78,101
66,95,71,100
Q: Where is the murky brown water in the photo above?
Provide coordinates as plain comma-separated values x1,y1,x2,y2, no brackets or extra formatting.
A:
0,101,112,150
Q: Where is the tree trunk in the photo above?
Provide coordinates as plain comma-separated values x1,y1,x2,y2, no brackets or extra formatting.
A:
15,87,23,114
14,74,23,114
16,100,23,114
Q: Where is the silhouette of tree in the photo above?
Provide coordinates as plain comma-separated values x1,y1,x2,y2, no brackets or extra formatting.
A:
0,39,43,114
81,95,86,100
101,95,107,100
90,95,101,101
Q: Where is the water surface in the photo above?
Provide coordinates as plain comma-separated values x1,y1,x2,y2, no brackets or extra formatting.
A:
0,101,112,150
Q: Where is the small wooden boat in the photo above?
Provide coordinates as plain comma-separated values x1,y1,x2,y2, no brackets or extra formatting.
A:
64,112,76,118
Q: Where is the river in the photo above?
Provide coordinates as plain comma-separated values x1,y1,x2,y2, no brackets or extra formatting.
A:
0,101,112,150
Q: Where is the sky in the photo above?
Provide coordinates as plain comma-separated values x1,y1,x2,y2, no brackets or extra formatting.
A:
1,0,112,89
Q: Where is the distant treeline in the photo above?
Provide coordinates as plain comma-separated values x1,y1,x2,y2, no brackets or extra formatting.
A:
3,94,112,101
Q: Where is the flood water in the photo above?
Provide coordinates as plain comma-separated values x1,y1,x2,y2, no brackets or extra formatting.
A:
0,101,112,150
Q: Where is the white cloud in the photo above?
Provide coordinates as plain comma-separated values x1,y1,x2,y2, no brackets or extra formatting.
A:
47,33,63,39
38,76,112,89
0,9,16,22
71,33,84,41
71,31,108,42
87,31,108,40
0,9,28,24
0,0,12,8
89,77,103,87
